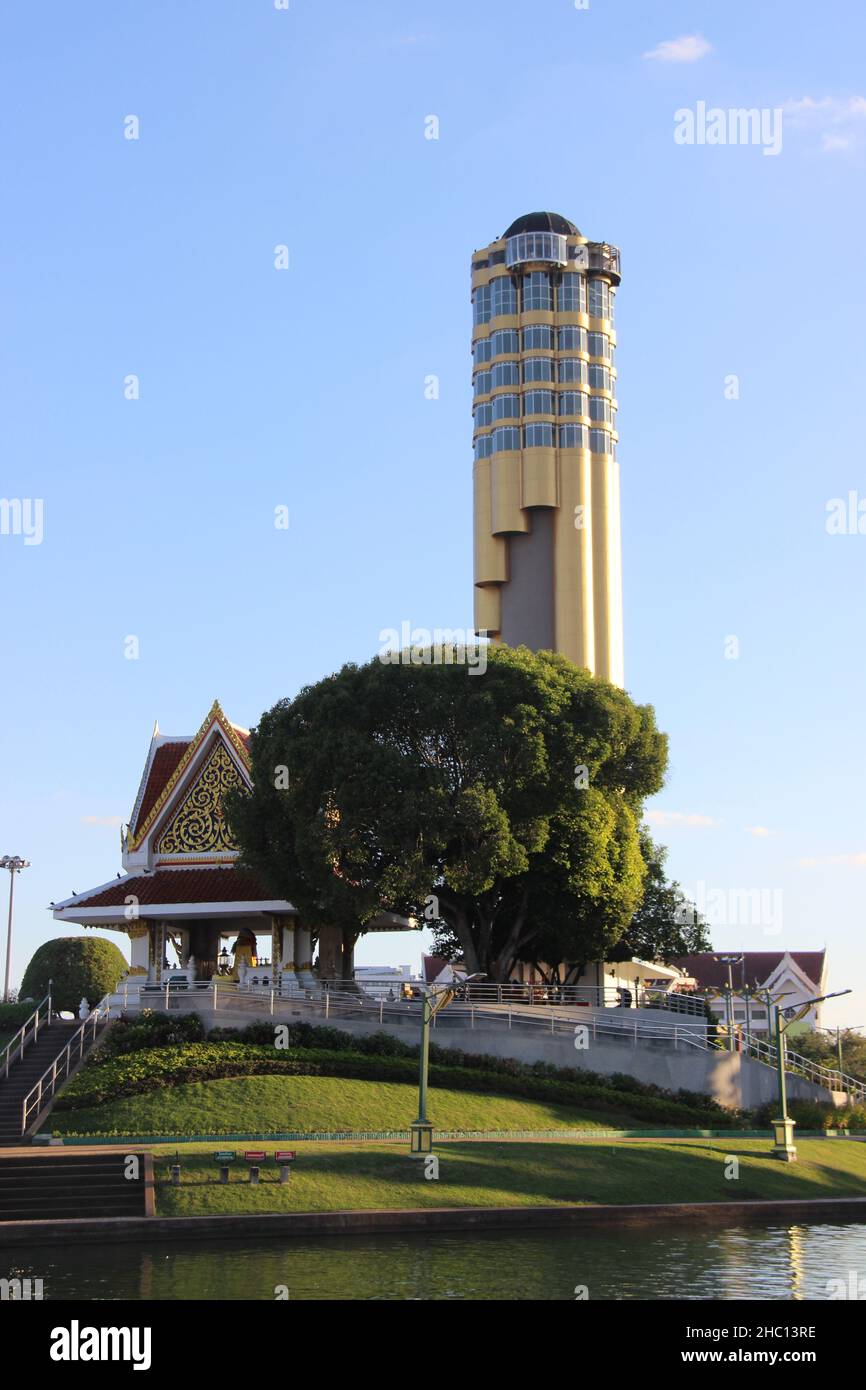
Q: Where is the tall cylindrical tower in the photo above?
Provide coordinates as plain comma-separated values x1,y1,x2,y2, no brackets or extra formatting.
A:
471,211,624,686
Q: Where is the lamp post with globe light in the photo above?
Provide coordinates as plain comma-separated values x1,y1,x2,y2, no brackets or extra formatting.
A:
1,856,30,1003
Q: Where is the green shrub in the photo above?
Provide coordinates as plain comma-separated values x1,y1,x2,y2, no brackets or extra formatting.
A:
0,1001,41,1034
90,1010,205,1061
20,937,127,1012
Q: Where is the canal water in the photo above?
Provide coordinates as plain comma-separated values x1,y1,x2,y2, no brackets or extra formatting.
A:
6,1222,866,1300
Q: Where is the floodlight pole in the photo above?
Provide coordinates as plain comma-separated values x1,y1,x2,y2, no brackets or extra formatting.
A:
1,856,30,1004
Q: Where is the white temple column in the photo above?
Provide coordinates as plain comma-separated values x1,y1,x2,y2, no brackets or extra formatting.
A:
294,925,316,990
277,920,301,994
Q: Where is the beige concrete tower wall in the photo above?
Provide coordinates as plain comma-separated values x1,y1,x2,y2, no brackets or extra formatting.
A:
589,452,624,684
554,448,595,670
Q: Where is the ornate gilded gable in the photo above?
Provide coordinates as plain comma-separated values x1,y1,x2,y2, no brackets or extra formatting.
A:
155,739,244,855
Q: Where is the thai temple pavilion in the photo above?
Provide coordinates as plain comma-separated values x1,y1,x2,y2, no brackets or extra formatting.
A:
51,701,411,992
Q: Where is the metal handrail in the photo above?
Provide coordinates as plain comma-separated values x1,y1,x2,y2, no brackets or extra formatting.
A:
189,981,710,1047
728,1029,866,1102
1,993,52,1080
20,996,110,1136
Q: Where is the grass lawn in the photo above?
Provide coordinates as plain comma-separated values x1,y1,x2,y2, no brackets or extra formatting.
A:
150,1137,866,1216
45,1074,643,1137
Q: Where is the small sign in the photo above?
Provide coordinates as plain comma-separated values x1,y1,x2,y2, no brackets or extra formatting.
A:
244,1150,266,1162
214,1151,236,1162
274,1151,296,1163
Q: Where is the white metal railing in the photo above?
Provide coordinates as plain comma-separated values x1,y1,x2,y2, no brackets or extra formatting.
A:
1,993,52,1080
718,1028,866,1103
151,981,709,1048
20,996,110,1136
449,981,709,1017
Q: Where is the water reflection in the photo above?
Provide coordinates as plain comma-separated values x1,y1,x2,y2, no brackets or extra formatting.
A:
9,1222,866,1301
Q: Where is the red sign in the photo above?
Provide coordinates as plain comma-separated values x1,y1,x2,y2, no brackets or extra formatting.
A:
244,1151,266,1162
274,1151,296,1162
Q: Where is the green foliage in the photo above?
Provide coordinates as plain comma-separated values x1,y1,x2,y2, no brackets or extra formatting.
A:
791,1029,866,1084
611,830,712,963
0,1001,41,1033
20,936,127,1012
91,1010,205,1060
752,1098,866,1133
228,647,668,980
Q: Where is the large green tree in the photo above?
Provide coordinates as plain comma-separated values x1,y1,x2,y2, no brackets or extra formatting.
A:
609,831,712,964
227,646,668,981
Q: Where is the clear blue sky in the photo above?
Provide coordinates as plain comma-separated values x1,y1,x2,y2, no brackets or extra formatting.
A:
2,2,865,1026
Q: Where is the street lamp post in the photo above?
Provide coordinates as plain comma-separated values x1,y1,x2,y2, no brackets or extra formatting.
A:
717,955,743,1053
1,855,30,1004
763,988,852,1162
410,972,484,1157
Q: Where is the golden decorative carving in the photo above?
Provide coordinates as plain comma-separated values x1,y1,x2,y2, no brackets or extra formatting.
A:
156,741,243,855
129,702,251,851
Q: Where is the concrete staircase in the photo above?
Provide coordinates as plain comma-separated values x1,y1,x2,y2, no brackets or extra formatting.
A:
0,1021,78,1147
0,1152,150,1221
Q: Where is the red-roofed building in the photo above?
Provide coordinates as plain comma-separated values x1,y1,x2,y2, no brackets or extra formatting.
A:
670,951,829,1036
52,702,315,992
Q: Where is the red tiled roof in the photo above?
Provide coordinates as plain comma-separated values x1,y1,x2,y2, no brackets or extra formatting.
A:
423,954,454,983
73,868,283,908
132,742,190,831
672,952,826,992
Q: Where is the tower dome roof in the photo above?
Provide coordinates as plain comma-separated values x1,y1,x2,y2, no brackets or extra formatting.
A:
503,211,579,238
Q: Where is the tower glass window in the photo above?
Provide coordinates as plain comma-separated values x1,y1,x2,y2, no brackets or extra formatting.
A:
524,423,555,447
588,363,612,391
523,357,553,383
491,361,520,388
473,370,492,396
559,391,587,417
474,434,493,459
473,284,492,325
557,273,586,312
473,338,493,365
559,423,588,449
558,358,587,385
522,272,553,311
490,328,520,356
588,279,612,318
588,332,610,358
590,428,611,454
523,325,553,351
524,390,554,416
491,276,518,317
589,396,612,423
559,325,587,353
492,426,520,452
506,231,568,267
492,393,520,421
474,402,493,427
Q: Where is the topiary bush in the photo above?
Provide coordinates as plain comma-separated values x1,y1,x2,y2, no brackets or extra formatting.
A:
20,937,128,1012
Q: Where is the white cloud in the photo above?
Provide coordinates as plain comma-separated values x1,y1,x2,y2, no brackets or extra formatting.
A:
646,810,720,828
745,825,773,838
783,95,866,152
798,852,866,868
81,815,124,827
643,34,712,63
